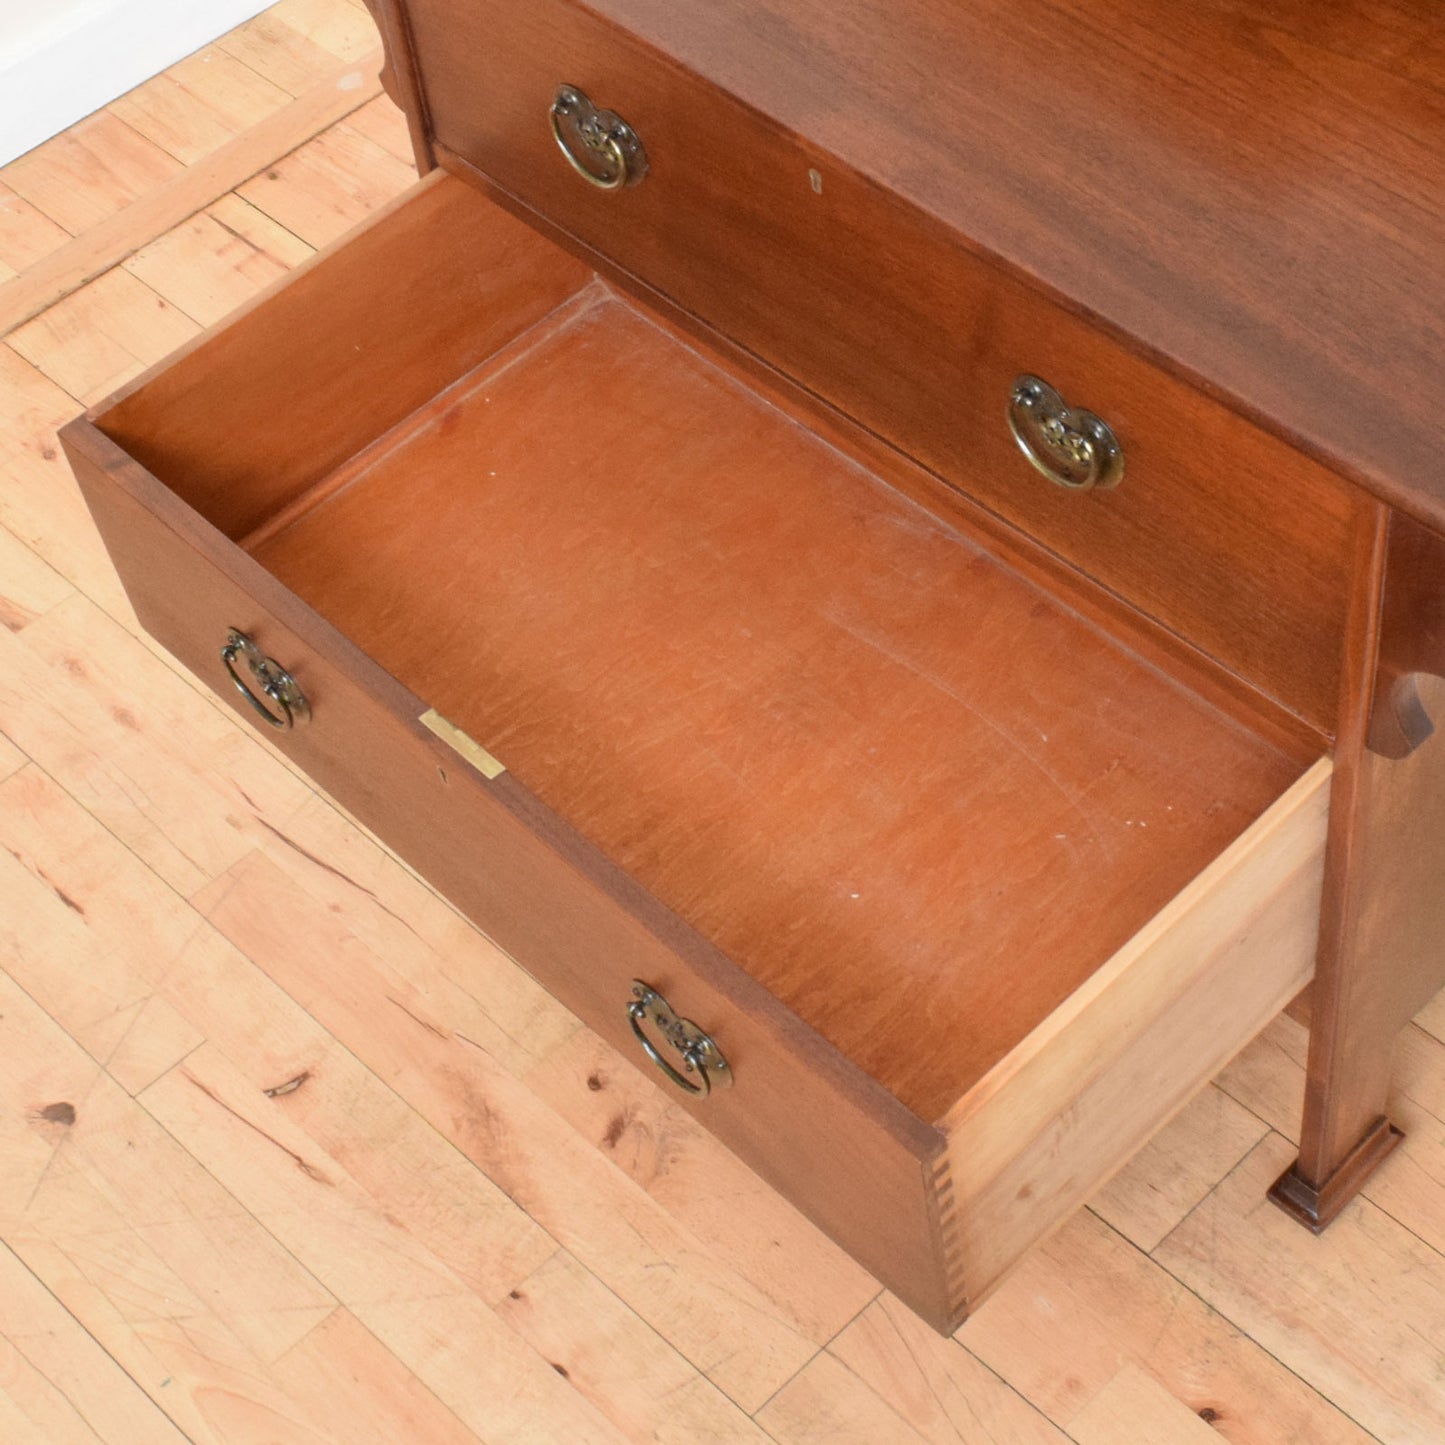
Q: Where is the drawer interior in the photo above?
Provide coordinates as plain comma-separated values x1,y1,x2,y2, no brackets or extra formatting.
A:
95,175,1312,1124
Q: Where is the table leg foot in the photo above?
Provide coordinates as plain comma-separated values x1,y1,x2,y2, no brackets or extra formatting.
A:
1268,1116,1405,1233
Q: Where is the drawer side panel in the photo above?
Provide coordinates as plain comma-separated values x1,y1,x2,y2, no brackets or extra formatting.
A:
97,173,592,543
939,759,1331,1306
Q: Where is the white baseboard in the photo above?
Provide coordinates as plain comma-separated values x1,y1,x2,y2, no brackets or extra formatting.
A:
0,0,272,167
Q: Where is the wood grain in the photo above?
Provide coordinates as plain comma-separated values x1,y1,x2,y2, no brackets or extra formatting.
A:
0,593,315,894
495,1251,773,1443
0,746,684,1440
8,7,1445,1437
64,153,1367,1327
264,1309,486,1445
0,521,73,631
340,92,419,164
241,282,1305,1121
142,1046,628,1445
64,403,952,1328
407,0,1362,732
0,764,206,1073
9,268,199,406
108,48,293,166
1160,1132,1445,1445
1275,509,1445,1218
521,1028,878,1345
0,183,70,278
247,788,582,1079
0,58,383,338
216,3,377,96
189,850,829,1411
0,730,24,782
1221,1011,1445,1263
123,196,313,326
2,112,181,236
0,347,134,623
234,117,415,248
1088,1083,1271,1253
826,1295,1068,1444
1069,1364,1230,1445
0,970,346,1443
0,762,557,1301
355,0,438,169
409,0,1445,535
588,255,1331,764
939,758,1327,1305
97,171,591,538
960,1208,1376,1445
264,0,382,65
756,1350,932,1445
0,1243,190,1445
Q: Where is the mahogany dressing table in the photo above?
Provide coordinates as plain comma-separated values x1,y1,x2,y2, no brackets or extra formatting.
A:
60,0,1445,1331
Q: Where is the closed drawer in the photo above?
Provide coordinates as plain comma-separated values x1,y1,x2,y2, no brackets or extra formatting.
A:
64,173,1328,1331
401,0,1360,734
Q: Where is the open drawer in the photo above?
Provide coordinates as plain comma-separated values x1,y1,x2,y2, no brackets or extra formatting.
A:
61,172,1329,1332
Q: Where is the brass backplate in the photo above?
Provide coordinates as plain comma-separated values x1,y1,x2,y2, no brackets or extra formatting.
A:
419,708,506,779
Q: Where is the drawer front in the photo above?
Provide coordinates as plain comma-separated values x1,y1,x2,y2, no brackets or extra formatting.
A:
402,0,1358,732
60,420,956,1329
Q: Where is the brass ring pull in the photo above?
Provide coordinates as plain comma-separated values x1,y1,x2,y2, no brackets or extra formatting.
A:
626,981,730,1097
550,84,647,190
1008,374,1124,492
220,628,310,730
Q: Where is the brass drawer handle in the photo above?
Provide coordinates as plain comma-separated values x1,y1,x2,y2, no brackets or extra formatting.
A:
1008,374,1124,492
627,981,730,1097
221,628,310,730
550,84,648,190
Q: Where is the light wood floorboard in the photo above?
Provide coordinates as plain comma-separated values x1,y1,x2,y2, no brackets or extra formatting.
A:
0,3,1441,1441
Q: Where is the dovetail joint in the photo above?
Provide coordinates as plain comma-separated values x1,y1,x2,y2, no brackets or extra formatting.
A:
930,1149,969,1328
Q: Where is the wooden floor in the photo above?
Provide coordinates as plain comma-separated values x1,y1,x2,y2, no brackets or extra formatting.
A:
1,3,1443,1441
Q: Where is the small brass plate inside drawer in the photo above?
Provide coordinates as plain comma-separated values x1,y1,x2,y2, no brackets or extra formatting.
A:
420,707,507,779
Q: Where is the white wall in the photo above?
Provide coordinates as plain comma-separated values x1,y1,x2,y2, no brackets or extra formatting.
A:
0,0,272,167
